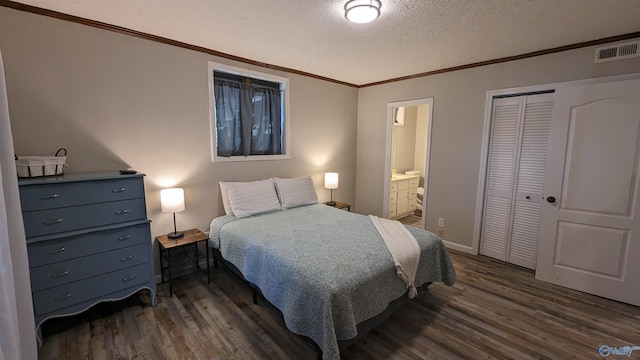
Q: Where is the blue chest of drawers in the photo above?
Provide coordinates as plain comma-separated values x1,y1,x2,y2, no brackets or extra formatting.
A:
18,172,157,341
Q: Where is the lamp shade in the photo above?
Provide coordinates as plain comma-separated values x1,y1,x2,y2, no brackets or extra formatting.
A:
161,188,185,213
324,172,339,190
345,0,381,24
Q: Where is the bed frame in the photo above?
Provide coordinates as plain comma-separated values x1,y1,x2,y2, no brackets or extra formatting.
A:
210,247,431,357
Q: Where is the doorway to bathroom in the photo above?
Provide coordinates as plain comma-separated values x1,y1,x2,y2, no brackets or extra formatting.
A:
383,98,433,228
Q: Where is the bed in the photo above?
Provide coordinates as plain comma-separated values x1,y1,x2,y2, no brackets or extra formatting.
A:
208,177,455,360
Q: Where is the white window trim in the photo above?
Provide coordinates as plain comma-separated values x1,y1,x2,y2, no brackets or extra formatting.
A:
208,61,291,162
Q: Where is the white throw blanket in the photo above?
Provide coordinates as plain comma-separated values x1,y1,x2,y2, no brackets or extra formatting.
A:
369,215,421,298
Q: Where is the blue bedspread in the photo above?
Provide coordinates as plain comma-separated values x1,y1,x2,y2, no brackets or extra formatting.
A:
209,204,455,360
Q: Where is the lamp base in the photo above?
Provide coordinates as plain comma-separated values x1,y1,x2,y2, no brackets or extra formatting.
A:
168,231,184,239
326,201,336,206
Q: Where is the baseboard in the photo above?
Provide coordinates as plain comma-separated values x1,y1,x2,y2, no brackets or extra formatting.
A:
442,239,475,254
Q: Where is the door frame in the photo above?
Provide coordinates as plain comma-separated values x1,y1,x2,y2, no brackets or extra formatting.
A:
383,97,433,227
472,72,640,255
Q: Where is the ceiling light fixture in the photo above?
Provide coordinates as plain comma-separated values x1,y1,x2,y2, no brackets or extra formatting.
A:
345,0,382,24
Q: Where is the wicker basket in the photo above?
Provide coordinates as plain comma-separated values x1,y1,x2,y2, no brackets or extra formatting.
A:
16,148,67,178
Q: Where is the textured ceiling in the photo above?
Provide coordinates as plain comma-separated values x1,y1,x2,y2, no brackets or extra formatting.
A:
9,0,640,85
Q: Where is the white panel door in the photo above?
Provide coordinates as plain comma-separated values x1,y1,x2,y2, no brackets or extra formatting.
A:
536,78,640,306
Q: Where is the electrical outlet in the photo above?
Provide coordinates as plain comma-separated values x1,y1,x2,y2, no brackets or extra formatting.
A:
438,218,445,227
437,229,445,238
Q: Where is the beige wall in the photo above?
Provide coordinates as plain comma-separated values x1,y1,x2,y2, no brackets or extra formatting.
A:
413,104,429,187
0,8,358,247
356,45,640,250
3,6,640,256
391,106,417,174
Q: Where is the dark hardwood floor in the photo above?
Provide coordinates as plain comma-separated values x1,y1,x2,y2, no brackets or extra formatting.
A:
397,212,422,228
38,250,640,359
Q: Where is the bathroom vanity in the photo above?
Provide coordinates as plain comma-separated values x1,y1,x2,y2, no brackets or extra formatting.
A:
389,174,420,219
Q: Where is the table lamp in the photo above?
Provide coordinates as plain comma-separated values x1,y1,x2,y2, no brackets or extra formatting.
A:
161,187,185,239
324,172,339,206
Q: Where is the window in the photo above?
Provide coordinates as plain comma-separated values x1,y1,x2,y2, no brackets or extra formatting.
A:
208,62,289,162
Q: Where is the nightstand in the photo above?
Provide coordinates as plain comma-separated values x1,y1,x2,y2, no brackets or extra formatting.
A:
325,201,351,212
157,228,210,296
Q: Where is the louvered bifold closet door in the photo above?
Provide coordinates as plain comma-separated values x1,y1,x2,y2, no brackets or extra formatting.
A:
480,97,522,261
480,93,553,269
509,93,553,269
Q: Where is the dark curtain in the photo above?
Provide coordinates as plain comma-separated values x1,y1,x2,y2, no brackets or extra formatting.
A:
214,79,282,157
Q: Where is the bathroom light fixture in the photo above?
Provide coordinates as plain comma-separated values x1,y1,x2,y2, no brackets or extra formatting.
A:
324,172,339,206
161,188,185,239
345,0,381,24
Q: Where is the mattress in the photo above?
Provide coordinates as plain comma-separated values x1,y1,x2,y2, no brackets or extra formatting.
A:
209,204,455,359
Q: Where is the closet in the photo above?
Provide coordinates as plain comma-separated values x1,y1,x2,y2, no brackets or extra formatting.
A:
479,92,553,269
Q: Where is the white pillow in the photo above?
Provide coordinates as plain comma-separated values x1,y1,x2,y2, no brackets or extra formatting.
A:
226,179,281,218
219,182,234,215
274,176,319,210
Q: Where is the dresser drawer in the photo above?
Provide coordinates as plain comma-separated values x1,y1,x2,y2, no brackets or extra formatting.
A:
409,178,419,188
19,177,144,212
28,223,149,267
30,243,149,292
33,263,150,316
397,180,409,190
390,182,398,193
23,199,147,238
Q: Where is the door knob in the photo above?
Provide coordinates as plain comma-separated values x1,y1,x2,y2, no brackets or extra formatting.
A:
546,196,556,203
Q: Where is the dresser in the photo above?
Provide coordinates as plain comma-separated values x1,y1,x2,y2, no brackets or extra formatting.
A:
389,174,420,219
19,172,156,341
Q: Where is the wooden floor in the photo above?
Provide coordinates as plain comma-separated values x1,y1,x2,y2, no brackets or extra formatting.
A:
397,213,422,228
38,250,640,359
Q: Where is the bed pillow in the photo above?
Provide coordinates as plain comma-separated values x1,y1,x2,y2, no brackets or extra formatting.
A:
226,178,282,218
274,176,319,210
218,182,234,215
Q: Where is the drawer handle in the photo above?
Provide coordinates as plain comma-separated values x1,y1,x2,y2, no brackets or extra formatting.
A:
50,270,70,279
47,247,66,255
112,187,128,193
55,293,73,302
117,235,132,241
38,194,60,200
115,209,130,215
43,218,64,225
122,275,136,283
120,255,134,262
